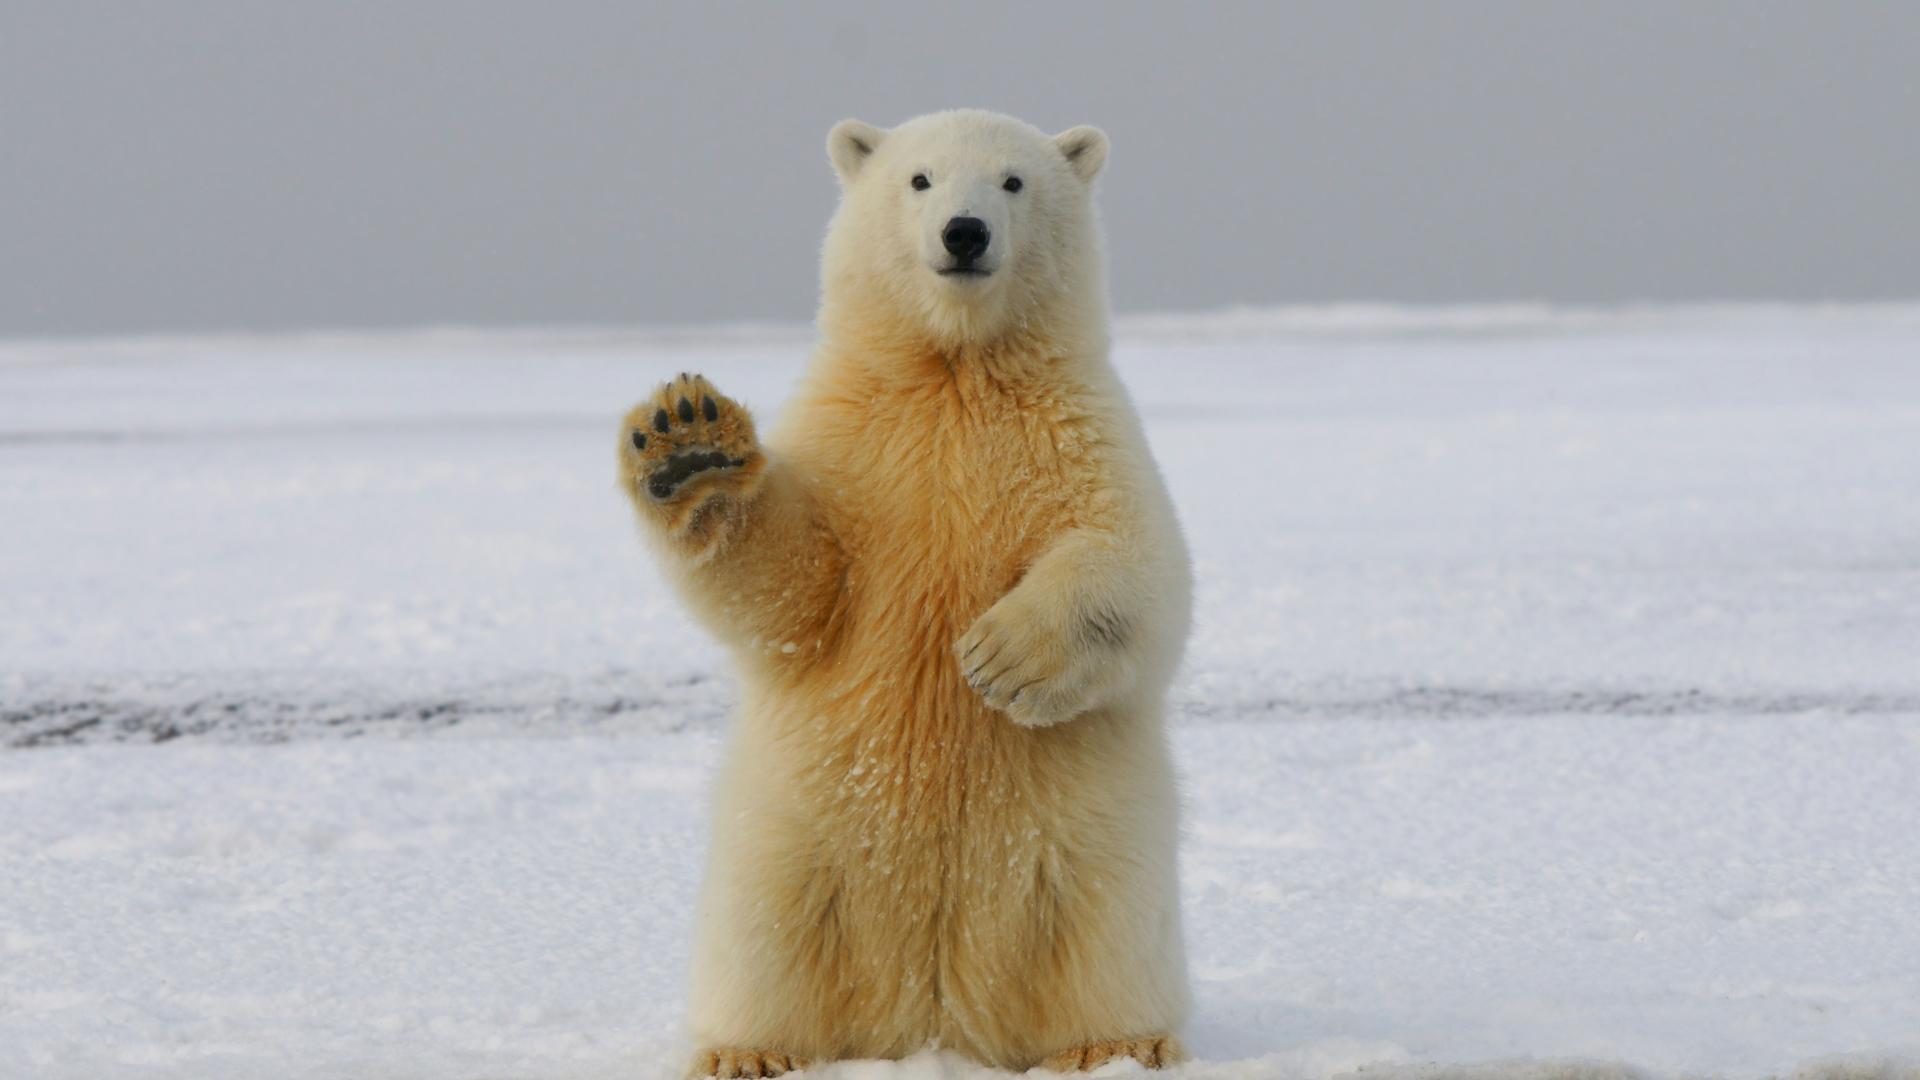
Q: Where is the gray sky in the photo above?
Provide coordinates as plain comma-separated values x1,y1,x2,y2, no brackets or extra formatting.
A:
4,1,1918,337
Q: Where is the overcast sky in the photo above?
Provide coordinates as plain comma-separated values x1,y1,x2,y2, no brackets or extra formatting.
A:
4,2,1918,337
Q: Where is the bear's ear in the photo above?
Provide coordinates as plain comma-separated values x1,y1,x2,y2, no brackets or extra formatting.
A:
828,119,886,183
1052,125,1109,183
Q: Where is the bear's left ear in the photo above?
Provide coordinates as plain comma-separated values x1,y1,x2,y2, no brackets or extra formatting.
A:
828,119,887,183
1052,125,1109,183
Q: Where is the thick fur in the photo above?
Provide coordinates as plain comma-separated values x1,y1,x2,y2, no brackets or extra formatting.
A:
617,110,1192,1075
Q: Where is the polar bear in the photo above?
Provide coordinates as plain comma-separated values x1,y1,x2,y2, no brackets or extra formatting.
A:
616,109,1192,1076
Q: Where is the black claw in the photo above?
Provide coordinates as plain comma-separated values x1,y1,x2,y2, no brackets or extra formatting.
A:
631,431,647,451
653,408,670,434
677,397,694,423
648,479,674,499
702,396,718,422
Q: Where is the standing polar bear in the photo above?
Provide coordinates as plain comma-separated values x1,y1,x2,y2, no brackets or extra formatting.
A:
617,109,1191,1076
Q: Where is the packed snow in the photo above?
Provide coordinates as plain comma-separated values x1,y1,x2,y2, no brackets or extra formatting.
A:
2,306,1918,1079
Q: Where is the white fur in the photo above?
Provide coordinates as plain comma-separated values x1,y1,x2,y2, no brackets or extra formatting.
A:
639,110,1192,1072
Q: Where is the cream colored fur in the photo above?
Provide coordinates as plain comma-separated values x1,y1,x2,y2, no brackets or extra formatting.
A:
616,110,1191,1076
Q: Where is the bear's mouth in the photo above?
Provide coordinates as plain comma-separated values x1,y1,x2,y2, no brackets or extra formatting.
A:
936,266,994,278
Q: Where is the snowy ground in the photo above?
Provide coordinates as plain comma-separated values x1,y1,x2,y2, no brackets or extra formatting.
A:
2,306,1918,1079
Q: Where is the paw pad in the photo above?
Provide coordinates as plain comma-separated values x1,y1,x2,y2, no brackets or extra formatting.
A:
622,373,757,505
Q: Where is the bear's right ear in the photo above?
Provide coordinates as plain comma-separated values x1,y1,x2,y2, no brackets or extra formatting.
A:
1053,126,1109,183
828,119,886,183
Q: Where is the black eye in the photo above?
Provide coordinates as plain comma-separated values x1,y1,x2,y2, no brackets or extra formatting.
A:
911,174,930,191
1003,176,1023,193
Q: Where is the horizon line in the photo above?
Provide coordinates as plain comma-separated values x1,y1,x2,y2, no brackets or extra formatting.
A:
6,299,1920,353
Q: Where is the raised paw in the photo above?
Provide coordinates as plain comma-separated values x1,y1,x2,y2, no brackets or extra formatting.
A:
688,1047,810,1078
1039,1035,1183,1072
619,373,763,513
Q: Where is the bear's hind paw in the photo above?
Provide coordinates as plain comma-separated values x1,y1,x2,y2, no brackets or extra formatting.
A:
688,1047,810,1078
1039,1035,1183,1072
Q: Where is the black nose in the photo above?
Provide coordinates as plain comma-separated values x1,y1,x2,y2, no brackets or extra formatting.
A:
942,216,990,262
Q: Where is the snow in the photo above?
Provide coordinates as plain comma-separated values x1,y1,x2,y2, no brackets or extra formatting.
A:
2,306,1918,1079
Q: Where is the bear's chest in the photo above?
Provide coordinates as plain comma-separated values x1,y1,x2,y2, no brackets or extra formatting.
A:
843,379,1099,605
784,375,1109,831
787,372,1108,708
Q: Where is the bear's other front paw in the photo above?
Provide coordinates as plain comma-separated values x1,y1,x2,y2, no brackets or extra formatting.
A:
954,596,1082,727
619,373,763,517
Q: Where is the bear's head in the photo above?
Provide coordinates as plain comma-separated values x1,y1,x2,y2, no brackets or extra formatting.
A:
821,109,1109,352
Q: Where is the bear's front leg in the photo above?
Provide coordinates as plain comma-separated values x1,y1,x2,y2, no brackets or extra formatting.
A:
618,374,849,662
954,529,1153,727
